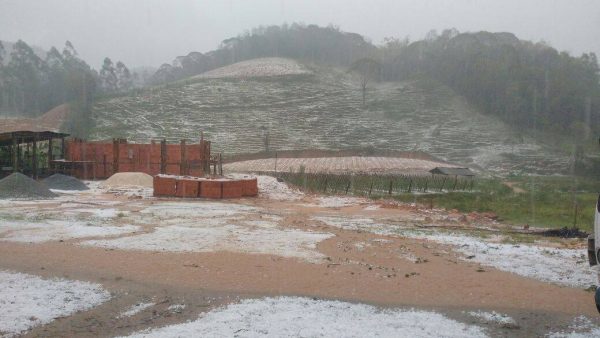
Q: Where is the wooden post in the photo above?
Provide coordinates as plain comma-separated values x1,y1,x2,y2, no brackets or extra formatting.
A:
160,139,167,174
208,142,211,174
32,134,38,179
388,179,393,195
47,138,53,174
180,139,187,175
12,135,18,172
60,137,65,159
219,153,223,176
113,138,120,174
26,142,30,173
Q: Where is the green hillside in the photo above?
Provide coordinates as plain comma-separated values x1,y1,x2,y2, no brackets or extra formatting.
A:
91,58,568,175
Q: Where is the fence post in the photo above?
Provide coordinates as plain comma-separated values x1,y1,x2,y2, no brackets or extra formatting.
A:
408,179,412,193
369,180,373,196
160,139,167,174
388,179,393,195
180,139,187,175
113,138,120,174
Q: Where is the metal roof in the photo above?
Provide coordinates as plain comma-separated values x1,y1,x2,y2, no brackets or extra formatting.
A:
429,167,475,176
0,131,69,147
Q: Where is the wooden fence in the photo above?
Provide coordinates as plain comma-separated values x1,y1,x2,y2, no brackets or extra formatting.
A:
254,171,474,196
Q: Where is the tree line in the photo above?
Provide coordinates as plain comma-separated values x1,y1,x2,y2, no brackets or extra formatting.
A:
0,40,134,120
378,29,600,139
150,23,375,84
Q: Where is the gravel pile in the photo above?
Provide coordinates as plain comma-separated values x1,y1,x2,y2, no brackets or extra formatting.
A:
0,173,57,199
43,174,89,191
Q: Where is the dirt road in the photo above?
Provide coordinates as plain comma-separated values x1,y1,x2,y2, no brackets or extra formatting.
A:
0,186,598,336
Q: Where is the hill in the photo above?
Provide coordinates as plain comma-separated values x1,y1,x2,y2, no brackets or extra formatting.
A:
192,58,312,79
91,58,568,175
147,25,600,144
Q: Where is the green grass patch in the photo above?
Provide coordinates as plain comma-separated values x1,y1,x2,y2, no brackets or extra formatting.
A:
393,176,600,232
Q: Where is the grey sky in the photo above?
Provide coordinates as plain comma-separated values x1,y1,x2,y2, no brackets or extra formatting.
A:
1,0,599,68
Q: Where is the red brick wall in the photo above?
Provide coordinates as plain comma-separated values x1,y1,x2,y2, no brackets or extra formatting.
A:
176,179,200,198
65,139,210,179
222,180,243,198
153,176,176,197
199,180,223,199
153,176,257,200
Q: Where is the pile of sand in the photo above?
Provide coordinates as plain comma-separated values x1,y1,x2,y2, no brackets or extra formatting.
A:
0,173,57,199
100,172,153,188
43,174,89,191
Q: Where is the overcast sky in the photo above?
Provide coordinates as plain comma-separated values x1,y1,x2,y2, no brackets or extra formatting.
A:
1,0,599,68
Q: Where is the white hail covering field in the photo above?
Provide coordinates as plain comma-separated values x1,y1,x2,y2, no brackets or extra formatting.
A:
92,61,569,175
193,57,311,79
122,297,486,338
313,216,595,288
0,271,110,336
224,156,456,175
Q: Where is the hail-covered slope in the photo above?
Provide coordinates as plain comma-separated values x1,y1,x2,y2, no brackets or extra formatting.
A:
92,58,568,175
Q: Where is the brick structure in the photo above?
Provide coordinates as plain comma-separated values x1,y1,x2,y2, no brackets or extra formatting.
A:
153,175,177,196
63,138,211,179
154,175,258,199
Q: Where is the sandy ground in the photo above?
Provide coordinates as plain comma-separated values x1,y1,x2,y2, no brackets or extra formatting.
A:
1,181,599,337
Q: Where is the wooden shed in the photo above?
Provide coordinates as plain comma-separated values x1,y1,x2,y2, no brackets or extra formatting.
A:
0,130,69,179
429,167,475,177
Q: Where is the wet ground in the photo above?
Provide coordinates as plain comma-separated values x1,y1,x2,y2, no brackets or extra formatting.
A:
0,183,598,337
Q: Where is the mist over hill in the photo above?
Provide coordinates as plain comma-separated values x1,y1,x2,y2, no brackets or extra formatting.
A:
91,58,570,175
148,25,600,142
2,24,598,174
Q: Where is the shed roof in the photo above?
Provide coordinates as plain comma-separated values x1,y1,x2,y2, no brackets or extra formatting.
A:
0,131,69,147
429,167,475,176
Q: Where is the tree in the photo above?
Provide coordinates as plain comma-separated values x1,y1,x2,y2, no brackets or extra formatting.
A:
349,57,381,106
6,40,45,115
0,41,5,111
99,57,117,92
0,41,5,65
115,61,133,91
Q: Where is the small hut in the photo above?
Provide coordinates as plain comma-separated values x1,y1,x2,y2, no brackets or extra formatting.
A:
429,167,475,177
429,167,475,191
0,130,69,179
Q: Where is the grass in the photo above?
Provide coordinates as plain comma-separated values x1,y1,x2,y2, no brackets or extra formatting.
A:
393,176,600,232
